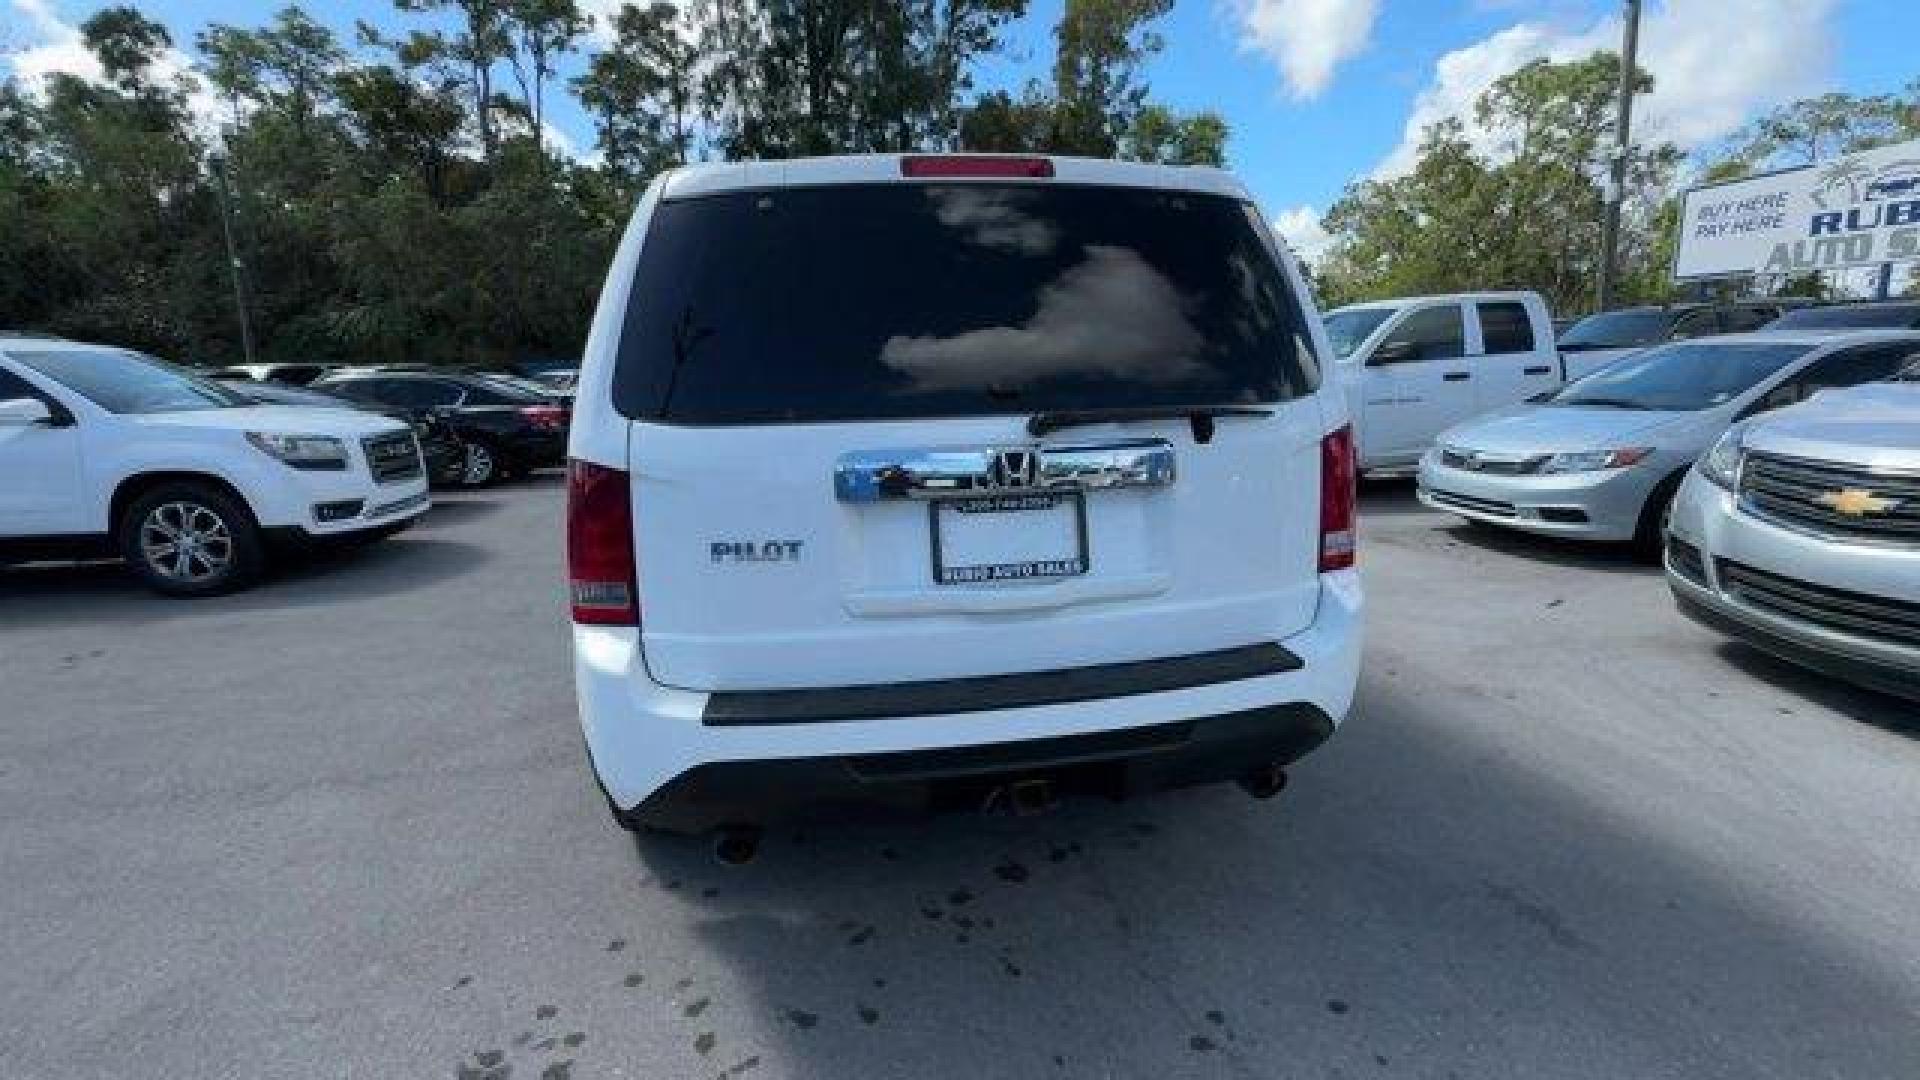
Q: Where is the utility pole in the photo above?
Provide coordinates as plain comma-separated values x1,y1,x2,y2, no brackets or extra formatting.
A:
211,153,258,366
1595,0,1642,314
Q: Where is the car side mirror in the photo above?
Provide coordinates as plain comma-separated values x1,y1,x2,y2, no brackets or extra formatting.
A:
1369,340,1420,366
0,397,54,427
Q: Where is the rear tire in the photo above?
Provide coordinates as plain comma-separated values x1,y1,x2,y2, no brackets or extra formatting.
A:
118,482,265,596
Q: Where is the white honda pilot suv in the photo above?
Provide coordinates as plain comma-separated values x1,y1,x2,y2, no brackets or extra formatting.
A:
567,155,1362,843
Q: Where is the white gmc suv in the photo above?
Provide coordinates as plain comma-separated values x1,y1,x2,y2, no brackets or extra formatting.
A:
567,154,1363,850
0,339,430,594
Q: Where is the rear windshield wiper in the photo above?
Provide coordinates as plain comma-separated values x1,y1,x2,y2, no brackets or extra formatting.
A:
1027,405,1272,438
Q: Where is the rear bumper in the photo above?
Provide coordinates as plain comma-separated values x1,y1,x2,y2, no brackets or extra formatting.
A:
619,704,1334,832
502,430,568,467
574,569,1362,827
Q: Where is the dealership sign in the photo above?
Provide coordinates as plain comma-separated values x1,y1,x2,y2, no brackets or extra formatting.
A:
1674,137,1920,281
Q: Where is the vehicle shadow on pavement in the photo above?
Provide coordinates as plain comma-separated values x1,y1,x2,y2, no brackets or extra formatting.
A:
604,677,1919,1080
1355,475,1430,517
415,496,504,528
1437,520,1655,575
0,535,489,627
1713,642,1920,738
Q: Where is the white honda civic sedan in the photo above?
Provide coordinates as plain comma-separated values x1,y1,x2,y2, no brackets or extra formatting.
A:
1417,330,1920,552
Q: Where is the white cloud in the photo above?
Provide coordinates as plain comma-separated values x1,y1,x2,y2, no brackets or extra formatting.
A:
1375,0,1836,178
5,0,226,137
1271,204,1334,266
1233,0,1381,100
6,0,105,89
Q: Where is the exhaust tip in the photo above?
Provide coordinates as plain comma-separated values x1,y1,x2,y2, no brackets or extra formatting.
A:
1237,765,1289,800
713,824,762,866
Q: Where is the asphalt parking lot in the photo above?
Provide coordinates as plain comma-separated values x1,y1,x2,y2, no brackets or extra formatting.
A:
3,475,1917,1080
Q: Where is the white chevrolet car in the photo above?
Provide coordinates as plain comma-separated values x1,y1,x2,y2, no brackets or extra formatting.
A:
0,339,430,594
1667,376,1920,701
567,154,1363,849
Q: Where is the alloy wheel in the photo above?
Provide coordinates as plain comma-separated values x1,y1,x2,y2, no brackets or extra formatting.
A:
139,501,234,584
462,443,495,486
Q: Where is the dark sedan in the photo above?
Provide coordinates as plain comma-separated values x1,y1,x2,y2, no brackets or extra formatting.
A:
311,370,569,487
1762,301,1920,332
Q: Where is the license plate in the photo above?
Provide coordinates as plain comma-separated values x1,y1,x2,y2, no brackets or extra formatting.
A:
931,493,1088,584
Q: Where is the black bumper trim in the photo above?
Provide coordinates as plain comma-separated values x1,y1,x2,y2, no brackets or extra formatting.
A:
700,642,1304,727
635,702,1336,832
1673,590,1920,702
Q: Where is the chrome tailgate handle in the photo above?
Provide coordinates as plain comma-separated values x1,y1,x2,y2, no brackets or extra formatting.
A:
835,439,1176,503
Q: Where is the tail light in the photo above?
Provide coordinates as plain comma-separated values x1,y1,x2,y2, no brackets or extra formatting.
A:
521,405,568,432
567,458,638,625
901,155,1054,178
1319,425,1357,573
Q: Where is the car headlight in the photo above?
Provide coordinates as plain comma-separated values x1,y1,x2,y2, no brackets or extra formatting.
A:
1697,426,1746,490
1539,447,1653,474
247,432,348,471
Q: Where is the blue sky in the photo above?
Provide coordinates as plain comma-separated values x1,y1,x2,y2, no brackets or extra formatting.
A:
8,0,1913,258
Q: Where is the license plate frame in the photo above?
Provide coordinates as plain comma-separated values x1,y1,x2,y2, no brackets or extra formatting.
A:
929,492,1089,585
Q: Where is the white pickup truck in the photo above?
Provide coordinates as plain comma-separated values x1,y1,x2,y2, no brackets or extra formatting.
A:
1325,291,1572,472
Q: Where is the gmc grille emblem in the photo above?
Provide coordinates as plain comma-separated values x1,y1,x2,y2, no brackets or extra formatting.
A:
986,448,1042,490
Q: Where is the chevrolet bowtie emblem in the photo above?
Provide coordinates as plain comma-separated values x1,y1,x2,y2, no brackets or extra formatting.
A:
1815,487,1897,517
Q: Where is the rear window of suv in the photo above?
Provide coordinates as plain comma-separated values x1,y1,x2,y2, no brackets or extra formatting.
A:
613,183,1319,424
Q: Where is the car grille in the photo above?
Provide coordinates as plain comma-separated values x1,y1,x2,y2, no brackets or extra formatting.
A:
1720,560,1920,651
1740,452,1920,547
1426,488,1517,518
1439,447,1547,475
363,431,423,484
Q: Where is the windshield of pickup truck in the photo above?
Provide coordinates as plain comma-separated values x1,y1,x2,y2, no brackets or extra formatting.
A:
1551,340,1813,411
11,348,250,414
1558,308,1679,351
1323,308,1395,360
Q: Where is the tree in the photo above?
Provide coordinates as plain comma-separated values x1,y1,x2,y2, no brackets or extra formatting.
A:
1048,0,1168,157
0,0,1224,371
958,0,1225,166
574,2,700,182
697,0,1030,159
394,0,514,159
81,7,175,94
1316,52,1679,314
336,55,468,204
958,87,1054,152
1716,87,1920,174
1123,104,1226,166
505,0,589,141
